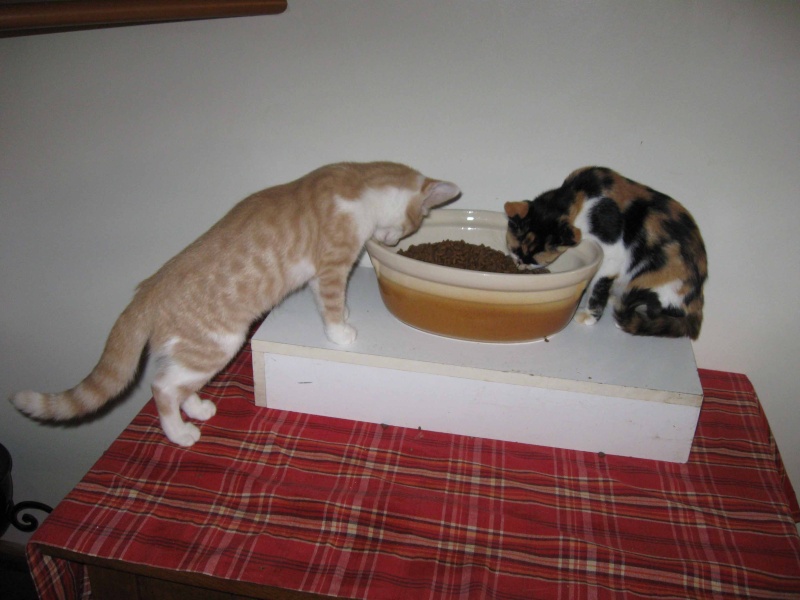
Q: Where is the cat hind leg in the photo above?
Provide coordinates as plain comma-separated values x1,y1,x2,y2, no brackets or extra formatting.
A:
152,364,216,447
614,287,695,338
153,385,202,447
181,393,217,421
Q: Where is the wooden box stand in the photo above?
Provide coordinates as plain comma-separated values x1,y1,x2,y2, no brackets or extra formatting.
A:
252,267,703,462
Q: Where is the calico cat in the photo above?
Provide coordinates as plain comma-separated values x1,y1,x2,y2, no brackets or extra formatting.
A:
504,166,706,339
11,161,460,446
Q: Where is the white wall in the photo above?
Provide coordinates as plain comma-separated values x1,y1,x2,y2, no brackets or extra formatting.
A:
2,1,799,544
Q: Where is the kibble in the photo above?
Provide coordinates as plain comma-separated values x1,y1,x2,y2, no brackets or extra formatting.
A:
398,240,549,274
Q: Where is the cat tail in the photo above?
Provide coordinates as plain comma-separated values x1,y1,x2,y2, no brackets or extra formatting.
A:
10,299,152,421
614,303,702,340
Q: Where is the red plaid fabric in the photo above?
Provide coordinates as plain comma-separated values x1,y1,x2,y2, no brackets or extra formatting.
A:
27,345,800,599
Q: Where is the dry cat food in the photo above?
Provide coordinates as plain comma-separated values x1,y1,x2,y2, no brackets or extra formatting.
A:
398,239,550,274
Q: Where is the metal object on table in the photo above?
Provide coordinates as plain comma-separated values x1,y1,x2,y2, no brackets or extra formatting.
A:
1,443,53,535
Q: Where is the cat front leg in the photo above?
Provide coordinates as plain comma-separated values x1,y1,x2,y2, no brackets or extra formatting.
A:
574,275,615,326
373,227,404,246
325,323,356,345
309,271,357,345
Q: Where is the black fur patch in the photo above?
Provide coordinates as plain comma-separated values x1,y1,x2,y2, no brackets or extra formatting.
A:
619,288,664,317
622,199,650,245
663,213,704,261
568,167,613,198
589,197,623,243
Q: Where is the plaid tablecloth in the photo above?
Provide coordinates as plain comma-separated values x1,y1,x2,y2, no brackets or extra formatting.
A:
28,344,800,599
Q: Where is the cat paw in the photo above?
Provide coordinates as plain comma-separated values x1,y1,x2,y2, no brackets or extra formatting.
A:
574,309,598,326
181,394,217,421
326,322,357,345
374,227,403,246
163,421,202,447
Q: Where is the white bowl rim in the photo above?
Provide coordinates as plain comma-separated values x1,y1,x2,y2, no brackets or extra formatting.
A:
365,209,603,293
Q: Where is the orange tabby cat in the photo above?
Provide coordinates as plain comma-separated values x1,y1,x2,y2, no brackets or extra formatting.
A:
10,162,460,446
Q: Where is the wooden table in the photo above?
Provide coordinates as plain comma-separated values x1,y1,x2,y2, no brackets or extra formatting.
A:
27,344,800,599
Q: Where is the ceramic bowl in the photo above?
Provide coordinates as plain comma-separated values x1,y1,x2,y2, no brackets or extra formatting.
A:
365,209,603,342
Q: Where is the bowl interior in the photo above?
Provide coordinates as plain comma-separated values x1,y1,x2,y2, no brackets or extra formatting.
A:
366,209,602,292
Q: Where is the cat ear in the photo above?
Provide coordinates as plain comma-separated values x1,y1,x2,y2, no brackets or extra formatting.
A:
420,180,461,215
504,201,529,219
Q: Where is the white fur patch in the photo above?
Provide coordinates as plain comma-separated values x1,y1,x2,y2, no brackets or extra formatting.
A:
574,309,597,326
595,239,627,277
373,226,404,246
285,258,316,291
209,330,246,356
181,393,217,421
326,322,357,345
574,197,631,298
161,419,201,447
154,362,213,394
335,186,417,246
652,279,684,308
573,197,600,239
10,390,49,419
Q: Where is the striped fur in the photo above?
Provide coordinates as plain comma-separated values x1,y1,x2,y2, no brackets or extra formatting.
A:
10,162,460,446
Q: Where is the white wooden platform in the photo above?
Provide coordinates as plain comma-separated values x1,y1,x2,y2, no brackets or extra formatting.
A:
251,267,703,462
